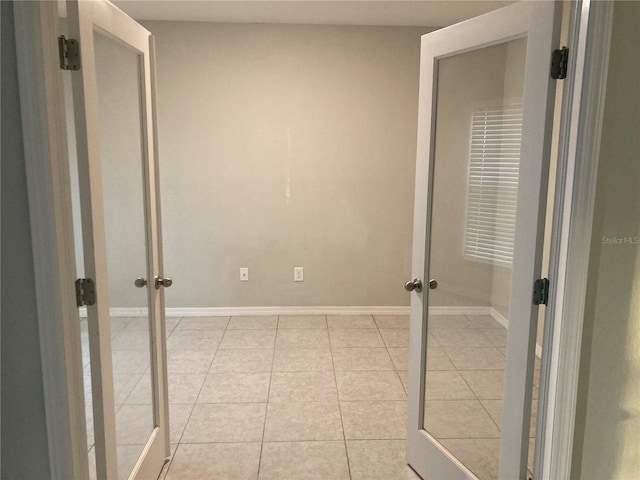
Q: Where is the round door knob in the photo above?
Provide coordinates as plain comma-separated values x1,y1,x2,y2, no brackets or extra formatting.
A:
134,277,147,288
429,279,438,290
155,276,173,289
404,278,423,293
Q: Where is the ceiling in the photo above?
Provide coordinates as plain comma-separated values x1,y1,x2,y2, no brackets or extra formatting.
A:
113,1,514,28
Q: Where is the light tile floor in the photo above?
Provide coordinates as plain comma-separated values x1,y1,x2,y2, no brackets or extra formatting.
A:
82,314,539,480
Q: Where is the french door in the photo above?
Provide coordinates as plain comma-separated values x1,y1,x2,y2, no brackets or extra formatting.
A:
406,2,560,479
67,0,170,478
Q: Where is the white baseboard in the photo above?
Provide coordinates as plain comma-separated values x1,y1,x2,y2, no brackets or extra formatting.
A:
429,306,491,316
80,305,411,318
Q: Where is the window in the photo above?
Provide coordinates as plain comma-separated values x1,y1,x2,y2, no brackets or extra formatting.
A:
464,105,523,266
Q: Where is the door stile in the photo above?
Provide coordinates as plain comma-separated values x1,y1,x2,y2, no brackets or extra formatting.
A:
148,33,172,458
68,1,119,477
499,3,562,479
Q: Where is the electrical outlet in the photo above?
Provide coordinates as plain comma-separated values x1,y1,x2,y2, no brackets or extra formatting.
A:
240,268,249,281
294,267,304,282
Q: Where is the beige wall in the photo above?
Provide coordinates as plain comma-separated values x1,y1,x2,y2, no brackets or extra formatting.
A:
141,22,430,307
572,1,640,478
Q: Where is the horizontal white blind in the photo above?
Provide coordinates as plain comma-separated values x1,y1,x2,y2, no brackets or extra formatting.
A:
464,105,523,266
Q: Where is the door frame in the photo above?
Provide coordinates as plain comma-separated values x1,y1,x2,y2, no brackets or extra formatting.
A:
535,1,615,478
12,0,614,478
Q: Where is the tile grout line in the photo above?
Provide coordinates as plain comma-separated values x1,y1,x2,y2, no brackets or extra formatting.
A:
327,314,353,480
255,315,279,480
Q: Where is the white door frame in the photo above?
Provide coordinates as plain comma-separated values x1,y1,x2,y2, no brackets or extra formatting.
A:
13,1,89,478
535,1,615,478
12,1,614,478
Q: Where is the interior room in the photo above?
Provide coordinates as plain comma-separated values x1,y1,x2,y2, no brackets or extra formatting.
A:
67,2,540,479
3,1,638,480
63,2,545,479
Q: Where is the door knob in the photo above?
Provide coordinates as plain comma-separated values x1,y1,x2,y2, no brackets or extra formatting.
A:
134,277,147,288
429,279,438,290
155,276,173,289
404,278,423,293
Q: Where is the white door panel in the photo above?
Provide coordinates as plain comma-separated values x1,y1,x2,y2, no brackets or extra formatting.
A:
67,0,170,478
407,2,561,479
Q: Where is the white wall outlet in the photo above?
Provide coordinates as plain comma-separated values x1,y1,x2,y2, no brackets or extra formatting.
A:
294,267,304,282
240,268,249,281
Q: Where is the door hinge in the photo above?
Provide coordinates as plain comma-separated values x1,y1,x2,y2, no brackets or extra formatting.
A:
550,46,568,80
533,278,550,306
75,278,96,307
58,35,81,71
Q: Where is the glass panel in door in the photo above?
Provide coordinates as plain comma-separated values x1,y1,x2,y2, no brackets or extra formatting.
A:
422,38,532,480
93,31,155,479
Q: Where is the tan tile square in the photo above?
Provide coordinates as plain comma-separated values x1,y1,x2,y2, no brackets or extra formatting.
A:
459,370,506,399
329,329,384,348
111,331,152,351
466,315,504,329
198,373,271,403
167,350,214,374
424,400,500,439
116,405,155,445
126,374,205,405
111,350,150,375
332,348,394,371
113,374,144,406
480,328,508,348
428,315,473,329
275,329,330,348
174,316,229,331
165,443,261,480
397,370,409,392
227,316,278,330
430,328,493,347
426,347,456,370
387,348,408,371
347,440,420,480
379,329,409,348
341,401,407,439
259,441,349,480
440,438,501,480
278,315,327,329
264,402,343,441
443,346,506,370
425,371,477,400
181,403,266,443
272,348,333,372
373,315,410,329
219,330,276,349
167,330,224,351
335,371,406,401
169,404,193,442
327,315,376,329
269,371,337,402
210,348,273,373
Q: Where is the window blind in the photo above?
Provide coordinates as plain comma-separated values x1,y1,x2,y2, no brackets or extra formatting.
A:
464,105,523,266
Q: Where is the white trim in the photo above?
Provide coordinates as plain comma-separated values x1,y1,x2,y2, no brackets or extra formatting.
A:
489,307,510,329
80,305,412,317
13,1,88,478
537,1,614,478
